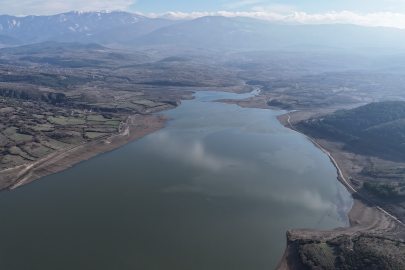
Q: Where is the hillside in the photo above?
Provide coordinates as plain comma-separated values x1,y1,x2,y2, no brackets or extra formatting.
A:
0,35,24,46
297,234,405,270
302,101,405,152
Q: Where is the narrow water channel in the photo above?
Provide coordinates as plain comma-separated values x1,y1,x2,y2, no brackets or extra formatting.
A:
0,90,352,270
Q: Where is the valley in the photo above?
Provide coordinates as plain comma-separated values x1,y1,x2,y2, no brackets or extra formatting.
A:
1,10,405,270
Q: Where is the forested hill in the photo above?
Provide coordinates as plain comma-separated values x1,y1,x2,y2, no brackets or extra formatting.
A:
302,101,405,151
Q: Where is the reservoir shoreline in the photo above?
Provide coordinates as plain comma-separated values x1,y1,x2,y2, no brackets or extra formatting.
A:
275,110,405,270
0,113,173,190
0,89,356,270
217,92,405,268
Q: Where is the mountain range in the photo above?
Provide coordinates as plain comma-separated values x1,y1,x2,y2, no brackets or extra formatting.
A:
1,11,405,51
0,11,180,44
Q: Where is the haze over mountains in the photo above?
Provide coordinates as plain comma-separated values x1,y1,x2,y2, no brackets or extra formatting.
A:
0,34,24,46
0,10,405,52
0,11,180,44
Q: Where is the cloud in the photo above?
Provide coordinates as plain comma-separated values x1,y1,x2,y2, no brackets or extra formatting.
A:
252,4,297,13
260,146,317,175
270,189,333,211
149,11,217,20
286,11,405,28
149,10,405,29
143,131,247,172
148,10,282,21
223,0,265,9
0,0,137,16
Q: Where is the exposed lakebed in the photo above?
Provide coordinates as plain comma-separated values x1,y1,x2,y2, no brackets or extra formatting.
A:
0,90,352,270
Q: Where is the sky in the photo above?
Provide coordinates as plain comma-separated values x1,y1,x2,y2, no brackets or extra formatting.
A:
2,0,405,28
131,0,405,14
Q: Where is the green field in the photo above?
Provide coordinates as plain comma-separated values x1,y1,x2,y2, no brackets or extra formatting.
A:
47,116,86,125
85,132,107,139
105,121,120,126
3,127,33,142
33,124,53,131
3,127,18,136
23,143,53,158
1,154,27,166
87,115,108,122
7,146,36,161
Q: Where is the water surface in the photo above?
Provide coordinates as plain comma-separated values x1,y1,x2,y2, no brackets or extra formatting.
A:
0,90,352,270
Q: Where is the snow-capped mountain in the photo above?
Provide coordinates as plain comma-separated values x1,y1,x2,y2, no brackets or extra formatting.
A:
1,11,405,51
0,11,179,43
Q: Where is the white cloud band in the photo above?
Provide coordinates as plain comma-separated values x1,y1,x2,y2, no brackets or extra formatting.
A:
148,10,405,29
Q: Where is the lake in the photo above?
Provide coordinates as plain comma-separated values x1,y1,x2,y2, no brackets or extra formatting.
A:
0,90,352,270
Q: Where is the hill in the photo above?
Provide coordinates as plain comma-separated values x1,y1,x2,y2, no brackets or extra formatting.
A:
302,101,405,152
0,34,24,46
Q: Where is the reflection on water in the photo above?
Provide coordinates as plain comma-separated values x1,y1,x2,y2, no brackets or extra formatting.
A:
0,90,352,270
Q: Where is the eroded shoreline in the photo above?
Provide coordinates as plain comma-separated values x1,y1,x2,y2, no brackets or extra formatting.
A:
217,91,405,267
275,110,405,270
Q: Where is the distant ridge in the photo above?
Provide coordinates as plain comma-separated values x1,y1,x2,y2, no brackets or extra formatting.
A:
0,11,405,50
0,11,179,43
0,41,105,54
158,56,189,62
129,16,405,50
0,34,24,46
